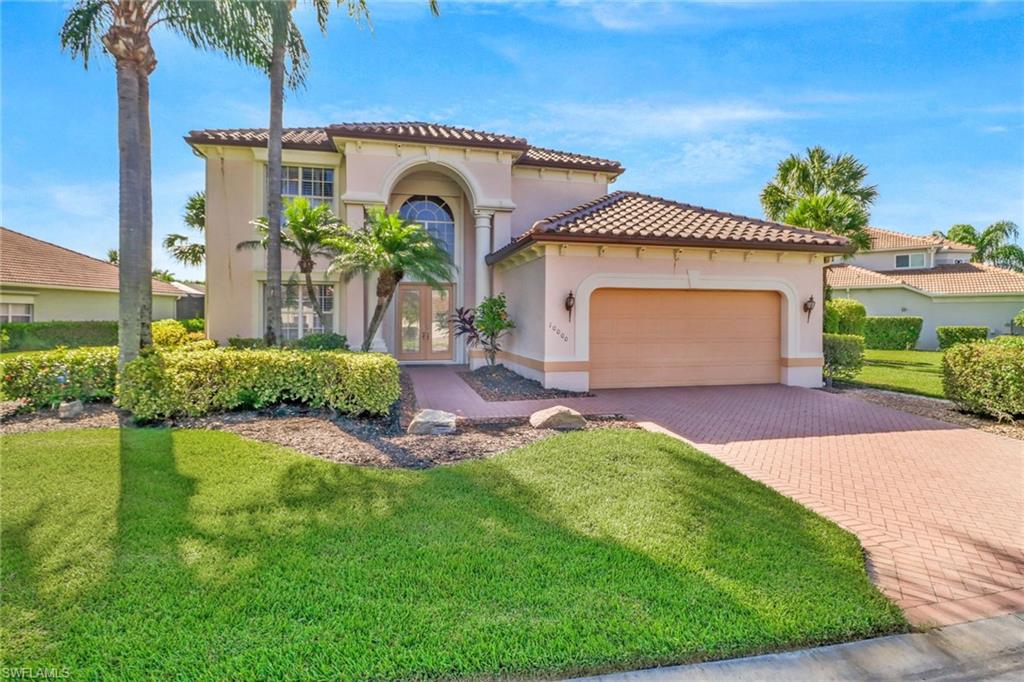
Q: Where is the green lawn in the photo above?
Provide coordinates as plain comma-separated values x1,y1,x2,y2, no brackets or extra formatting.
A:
852,349,945,398
1,428,904,680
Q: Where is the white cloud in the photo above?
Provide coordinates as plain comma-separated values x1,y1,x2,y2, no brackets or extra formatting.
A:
528,100,801,141
982,125,1009,134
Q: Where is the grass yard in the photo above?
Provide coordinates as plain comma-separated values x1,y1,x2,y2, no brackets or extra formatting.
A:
852,349,944,398
1,428,904,680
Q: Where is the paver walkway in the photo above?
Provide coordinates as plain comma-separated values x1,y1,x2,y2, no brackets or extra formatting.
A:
407,366,1024,626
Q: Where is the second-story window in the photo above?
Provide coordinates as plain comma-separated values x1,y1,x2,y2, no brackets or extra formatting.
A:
281,166,334,207
894,253,925,269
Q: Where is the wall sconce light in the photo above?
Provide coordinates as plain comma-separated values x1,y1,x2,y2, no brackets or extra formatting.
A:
803,295,816,322
565,291,576,321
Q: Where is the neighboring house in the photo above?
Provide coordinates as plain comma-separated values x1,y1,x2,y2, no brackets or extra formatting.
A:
0,227,180,323
187,121,849,390
827,227,1024,349
172,281,205,320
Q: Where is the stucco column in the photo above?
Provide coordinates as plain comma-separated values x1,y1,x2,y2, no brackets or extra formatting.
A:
474,210,494,306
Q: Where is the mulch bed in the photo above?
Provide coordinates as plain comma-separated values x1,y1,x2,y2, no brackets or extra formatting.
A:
1,372,636,468
829,385,1024,442
459,364,593,402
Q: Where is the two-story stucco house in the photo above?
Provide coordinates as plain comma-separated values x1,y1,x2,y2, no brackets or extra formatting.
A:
187,122,850,390
826,227,1024,349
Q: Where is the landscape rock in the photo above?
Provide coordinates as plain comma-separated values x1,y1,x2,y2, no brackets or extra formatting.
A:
58,399,84,420
407,409,457,435
529,405,586,430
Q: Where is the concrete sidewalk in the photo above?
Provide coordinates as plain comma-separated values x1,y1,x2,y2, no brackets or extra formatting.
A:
572,613,1024,681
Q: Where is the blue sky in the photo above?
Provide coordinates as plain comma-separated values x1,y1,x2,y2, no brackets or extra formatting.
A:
3,1,1023,281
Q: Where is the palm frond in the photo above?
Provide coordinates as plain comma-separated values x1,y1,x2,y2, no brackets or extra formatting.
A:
59,0,111,68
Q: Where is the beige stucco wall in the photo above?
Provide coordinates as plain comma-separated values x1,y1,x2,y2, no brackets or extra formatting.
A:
847,247,973,272
492,244,829,389
509,167,610,242
836,287,1024,349
0,285,176,322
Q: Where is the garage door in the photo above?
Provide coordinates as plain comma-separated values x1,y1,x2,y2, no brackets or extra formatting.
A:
589,288,781,389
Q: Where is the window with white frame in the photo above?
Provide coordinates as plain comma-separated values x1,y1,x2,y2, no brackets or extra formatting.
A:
0,303,33,323
399,195,456,259
894,253,926,269
264,283,334,340
279,166,335,208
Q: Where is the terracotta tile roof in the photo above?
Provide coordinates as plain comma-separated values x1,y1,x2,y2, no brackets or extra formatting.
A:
185,127,332,151
489,191,850,263
881,263,1024,295
517,145,624,174
185,122,623,175
0,227,181,296
866,226,974,252
326,121,528,150
826,263,902,289
827,262,1024,295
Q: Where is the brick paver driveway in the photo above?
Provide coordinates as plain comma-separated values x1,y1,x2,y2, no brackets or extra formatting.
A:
408,366,1024,626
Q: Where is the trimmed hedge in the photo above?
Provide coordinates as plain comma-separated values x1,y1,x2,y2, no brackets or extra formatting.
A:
823,333,865,385
823,298,866,335
0,320,117,352
0,346,118,408
180,318,205,334
152,319,190,347
943,339,1024,421
863,316,923,350
293,332,349,351
936,326,988,350
119,348,399,420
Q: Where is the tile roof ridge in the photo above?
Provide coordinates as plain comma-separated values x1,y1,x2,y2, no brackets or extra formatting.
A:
532,191,631,233
620,190,849,243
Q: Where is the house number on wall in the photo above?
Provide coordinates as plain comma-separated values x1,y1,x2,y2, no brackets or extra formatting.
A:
549,323,569,342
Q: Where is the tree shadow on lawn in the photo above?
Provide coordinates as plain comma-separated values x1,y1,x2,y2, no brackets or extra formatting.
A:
2,429,905,680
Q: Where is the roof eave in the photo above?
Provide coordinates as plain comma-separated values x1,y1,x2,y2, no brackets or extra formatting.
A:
184,135,333,153
514,159,625,176
487,233,851,265
325,127,529,152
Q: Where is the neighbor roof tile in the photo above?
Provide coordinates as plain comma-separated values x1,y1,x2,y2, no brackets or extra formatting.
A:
866,226,974,252
827,262,1024,295
0,227,180,296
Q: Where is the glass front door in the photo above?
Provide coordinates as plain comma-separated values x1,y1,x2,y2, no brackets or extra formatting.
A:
395,284,454,361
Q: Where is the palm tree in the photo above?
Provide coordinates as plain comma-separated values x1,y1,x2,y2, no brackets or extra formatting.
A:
238,198,345,329
106,248,119,264
61,0,276,366
163,190,206,267
326,208,454,352
933,221,1024,271
761,146,877,252
258,0,437,346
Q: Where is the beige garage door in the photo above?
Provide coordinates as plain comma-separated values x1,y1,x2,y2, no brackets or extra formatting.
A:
589,288,782,389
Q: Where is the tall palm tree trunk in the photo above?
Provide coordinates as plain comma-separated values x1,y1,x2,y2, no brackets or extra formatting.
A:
264,19,287,346
114,59,147,367
137,66,153,347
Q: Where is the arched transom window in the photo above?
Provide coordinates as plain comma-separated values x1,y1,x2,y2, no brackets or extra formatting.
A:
399,195,455,259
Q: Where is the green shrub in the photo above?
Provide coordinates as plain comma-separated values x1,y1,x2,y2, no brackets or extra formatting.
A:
151,319,189,347
1014,309,1024,328
936,326,989,350
292,332,349,351
227,337,266,350
180,318,205,334
943,339,1024,421
823,333,865,385
863,316,923,350
0,320,118,352
119,348,399,420
823,298,867,335
0,346,118,408
994,335,1024,348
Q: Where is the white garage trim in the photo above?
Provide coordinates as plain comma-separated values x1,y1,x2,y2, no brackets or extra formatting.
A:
569,270,806,361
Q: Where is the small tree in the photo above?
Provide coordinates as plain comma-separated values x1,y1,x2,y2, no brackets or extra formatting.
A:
933,221,1024,272
327,207,454,351
164,191,206,267
239,198,345,330
453,293,515,366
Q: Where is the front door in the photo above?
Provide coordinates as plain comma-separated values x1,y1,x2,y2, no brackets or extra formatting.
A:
395,284,454,361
